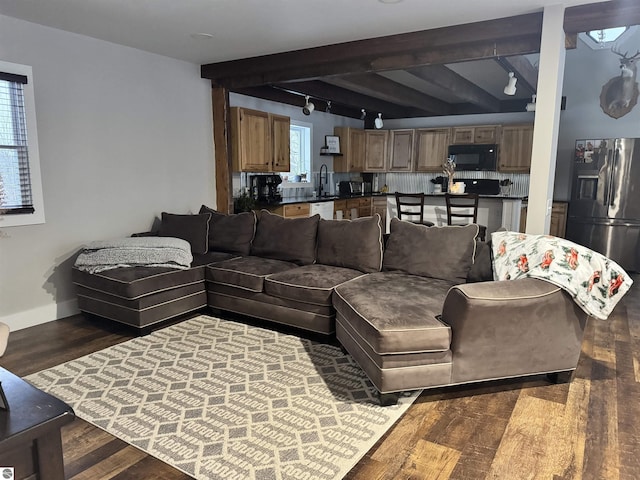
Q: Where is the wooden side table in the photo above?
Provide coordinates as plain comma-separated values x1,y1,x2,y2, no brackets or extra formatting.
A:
0,367,75,480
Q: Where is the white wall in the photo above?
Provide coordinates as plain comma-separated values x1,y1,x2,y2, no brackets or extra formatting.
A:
0,16,215,330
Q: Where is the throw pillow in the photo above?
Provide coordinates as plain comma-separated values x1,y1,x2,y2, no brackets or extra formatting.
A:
158,212,211,255
250,210,319,265
466,240,493,283
199,205,256,255
316,214,383,273
383,218,478,282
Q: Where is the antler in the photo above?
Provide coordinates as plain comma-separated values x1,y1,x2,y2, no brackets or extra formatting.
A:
611,46,640,60
611,45,627,58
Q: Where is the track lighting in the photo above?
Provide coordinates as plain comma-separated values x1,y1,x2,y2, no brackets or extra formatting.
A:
374,113,383,129
525,94,537,112
326,101,331,113
302,95,314,115
360,108,366,120
504,72,517,96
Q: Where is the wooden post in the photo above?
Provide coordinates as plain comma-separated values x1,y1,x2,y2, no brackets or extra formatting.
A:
211,86,233,213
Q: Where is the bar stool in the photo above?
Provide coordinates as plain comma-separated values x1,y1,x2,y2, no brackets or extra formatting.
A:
395,193,434,226
445,193,486,241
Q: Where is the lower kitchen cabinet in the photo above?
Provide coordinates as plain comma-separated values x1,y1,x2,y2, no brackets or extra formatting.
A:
346,197,372,219
520,202,567,237
372,196,388,232
266,203,310,218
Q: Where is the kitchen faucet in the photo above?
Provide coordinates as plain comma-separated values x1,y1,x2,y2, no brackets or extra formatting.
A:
319,164,328,197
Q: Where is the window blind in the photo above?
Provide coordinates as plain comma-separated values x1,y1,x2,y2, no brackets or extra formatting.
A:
0,72,34,215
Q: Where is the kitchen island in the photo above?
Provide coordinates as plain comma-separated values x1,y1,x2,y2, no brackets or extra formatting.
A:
254,193,525,235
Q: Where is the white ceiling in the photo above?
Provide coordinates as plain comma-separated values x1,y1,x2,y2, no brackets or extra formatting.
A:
0,0,604,65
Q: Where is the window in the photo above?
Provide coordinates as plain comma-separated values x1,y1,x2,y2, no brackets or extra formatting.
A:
0,60,44,227
287,121,311,180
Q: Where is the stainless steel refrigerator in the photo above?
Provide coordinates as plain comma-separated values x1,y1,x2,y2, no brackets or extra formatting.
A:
566,138,640,272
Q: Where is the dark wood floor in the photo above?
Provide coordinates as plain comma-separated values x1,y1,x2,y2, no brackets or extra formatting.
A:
2,276,638,480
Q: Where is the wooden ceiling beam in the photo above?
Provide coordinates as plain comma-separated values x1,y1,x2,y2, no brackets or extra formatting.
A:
407,65,500,112
325,73,452,116
201,13,543,87
564,0,640,34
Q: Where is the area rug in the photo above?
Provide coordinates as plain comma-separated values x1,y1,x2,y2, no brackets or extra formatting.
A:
27,314,420,479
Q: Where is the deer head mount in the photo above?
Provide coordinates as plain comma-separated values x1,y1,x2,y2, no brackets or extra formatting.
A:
600,47,640,119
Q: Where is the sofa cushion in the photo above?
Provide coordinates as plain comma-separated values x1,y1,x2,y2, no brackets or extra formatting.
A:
264,264,366,306
158,212,211,255
383,218,478,282
333,271,453,355
250,210,319,265
199,205,256,255
72,265,205,300
316,215,383,273
206,256,298,292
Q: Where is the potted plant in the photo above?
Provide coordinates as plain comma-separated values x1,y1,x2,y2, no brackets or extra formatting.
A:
234,189,256,213
500,178,513,195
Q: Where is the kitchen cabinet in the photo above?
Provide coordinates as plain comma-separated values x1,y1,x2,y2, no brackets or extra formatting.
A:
451,125,499,144
520,202,568,237
550,202,568,238
364,130,389,172
268,203,310,218
334,127,365,172
346,197,372,219
333,199,347,219
414,128,451,172
372,196,388,232
388,129,414,172
231,107,290,172
498,124,534,172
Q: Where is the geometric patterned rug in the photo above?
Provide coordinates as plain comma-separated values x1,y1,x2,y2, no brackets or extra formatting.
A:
26,315,420,479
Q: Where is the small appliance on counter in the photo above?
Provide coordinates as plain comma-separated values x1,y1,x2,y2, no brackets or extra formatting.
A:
338,181,363,197
249,174,282,203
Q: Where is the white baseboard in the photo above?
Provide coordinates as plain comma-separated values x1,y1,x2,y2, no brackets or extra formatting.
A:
1,299,79,332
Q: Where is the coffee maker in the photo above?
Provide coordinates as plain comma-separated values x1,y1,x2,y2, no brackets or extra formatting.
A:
249,174,282,203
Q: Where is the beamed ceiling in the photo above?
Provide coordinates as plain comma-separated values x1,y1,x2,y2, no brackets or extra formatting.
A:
201,1,640,125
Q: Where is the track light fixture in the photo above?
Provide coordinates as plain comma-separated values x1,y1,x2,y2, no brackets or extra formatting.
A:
525,94,537,112
374,113,383,129
326,101,331,113
302,95,314,115
360,108,366,120
504,72,517,96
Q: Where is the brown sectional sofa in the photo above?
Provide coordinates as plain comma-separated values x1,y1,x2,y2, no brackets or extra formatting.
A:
73,207,589,403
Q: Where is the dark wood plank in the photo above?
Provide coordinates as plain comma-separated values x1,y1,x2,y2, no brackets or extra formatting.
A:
211,86,232,214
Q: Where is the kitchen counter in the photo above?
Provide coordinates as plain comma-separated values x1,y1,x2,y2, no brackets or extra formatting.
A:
255,191,524,209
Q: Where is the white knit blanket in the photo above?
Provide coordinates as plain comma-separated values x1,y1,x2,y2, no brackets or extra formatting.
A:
74,237,193,273
491,231,633,320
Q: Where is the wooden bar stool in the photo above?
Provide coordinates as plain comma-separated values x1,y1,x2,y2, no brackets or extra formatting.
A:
444,193,486,241
395,192,434,226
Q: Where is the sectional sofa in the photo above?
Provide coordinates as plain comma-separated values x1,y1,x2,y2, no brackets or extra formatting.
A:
72,207,589,404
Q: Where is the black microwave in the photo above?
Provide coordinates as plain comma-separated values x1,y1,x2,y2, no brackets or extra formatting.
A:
447,144,497,171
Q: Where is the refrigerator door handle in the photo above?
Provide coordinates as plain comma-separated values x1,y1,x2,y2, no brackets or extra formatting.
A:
608,146,619,207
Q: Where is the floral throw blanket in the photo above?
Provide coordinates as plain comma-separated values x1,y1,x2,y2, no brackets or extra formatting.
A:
491,231,633,320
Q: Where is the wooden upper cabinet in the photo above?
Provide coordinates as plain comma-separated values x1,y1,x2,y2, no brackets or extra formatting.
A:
498,124,534,172
451,125,499,144
415,128,450,172
474,125,500,144
270,113,290,172
388,129,414,172
334,127,365,172
451,127,475,144
231,107,290,172
364,130,389,172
